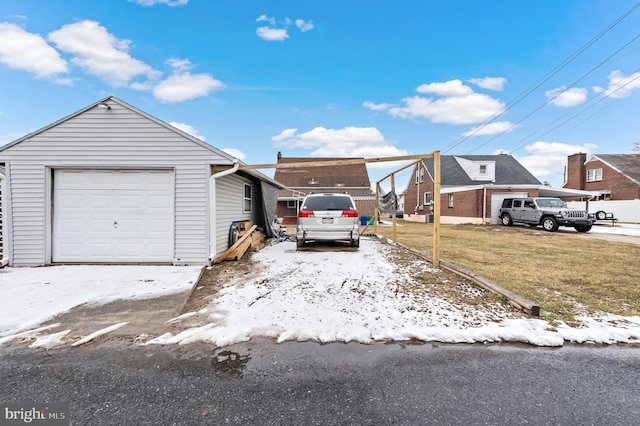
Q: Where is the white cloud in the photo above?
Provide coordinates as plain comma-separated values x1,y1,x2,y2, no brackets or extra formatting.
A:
153,72,225,102
363,101,394,111
468,77,507,91
272,128,298,142
222,148,246,161
256,26,289,42
593,70,640,99
271,126,409,160
168,122,205,140
295,19,314,32
256,15,276,25
129,0,189,6
389,93,505,125
515,141,598,178
417,79,474,97
376,79,506,125
462,121,517,137
546,86,588,107
47,20,159,87
0,23,68,78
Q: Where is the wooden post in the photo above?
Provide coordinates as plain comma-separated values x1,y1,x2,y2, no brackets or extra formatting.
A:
374,184,379,234
432,151,441,268
391,173,397,243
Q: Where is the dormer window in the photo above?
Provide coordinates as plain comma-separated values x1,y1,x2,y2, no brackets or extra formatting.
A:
479,164,487,175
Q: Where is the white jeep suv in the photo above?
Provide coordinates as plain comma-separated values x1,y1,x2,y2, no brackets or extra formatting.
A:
296,192,360,248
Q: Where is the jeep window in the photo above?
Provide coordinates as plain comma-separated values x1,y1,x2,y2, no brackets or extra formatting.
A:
524,200,535,209
501,199,512,208
536,198,566,208
513,200,522,208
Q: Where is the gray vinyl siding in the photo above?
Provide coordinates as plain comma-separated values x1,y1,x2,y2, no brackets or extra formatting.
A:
215,174,265,256
0,103,231,266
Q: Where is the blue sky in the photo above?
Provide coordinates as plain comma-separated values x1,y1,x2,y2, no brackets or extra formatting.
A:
1,1,639,188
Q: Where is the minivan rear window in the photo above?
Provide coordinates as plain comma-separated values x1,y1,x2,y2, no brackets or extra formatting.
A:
303,196,354,211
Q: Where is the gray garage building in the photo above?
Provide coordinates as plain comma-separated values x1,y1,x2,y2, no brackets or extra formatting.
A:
0,96,282,267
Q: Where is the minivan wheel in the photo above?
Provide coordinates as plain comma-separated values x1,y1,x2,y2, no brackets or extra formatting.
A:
542,216,559,232
351,238,360,248
501,214,513,226
296,238,305,248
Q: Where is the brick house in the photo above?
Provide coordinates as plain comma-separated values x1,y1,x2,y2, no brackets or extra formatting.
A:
564,153,640,200
404,154,543,224
274,153,375,224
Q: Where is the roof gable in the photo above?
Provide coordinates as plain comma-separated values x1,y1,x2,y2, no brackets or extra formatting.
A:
0,96,236,163
422,154,541,186
588,154,640,186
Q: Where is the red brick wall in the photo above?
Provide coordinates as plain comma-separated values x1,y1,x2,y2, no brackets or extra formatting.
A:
565,153,586,190
584,160,640,200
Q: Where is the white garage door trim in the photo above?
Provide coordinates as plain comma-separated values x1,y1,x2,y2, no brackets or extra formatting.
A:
53,169,174,263
490,192,528,224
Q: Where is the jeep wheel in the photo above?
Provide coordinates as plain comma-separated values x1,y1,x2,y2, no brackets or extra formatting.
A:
501,214,513,226
595,210,607,220
575,225,592,233
542,216,559,232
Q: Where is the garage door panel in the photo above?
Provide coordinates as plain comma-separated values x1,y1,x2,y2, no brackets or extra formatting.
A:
53,169,174,263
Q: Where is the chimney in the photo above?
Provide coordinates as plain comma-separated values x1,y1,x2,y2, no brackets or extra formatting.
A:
564,152,586,189
277,151,282,161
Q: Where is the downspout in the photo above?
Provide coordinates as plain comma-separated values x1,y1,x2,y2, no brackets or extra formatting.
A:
0,172,8,267
209,160,239,263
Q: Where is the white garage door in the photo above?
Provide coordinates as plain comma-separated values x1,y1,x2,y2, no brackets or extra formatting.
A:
490,192,528,224
53,169,174,263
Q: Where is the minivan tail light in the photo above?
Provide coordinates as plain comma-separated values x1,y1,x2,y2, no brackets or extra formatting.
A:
298,210,315,218
341,210,358,218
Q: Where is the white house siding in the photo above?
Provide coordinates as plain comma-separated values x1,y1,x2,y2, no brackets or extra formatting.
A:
215,173,265,256
0,103,231,266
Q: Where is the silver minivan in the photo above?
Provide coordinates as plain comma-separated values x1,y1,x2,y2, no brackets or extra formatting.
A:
296,192,360,248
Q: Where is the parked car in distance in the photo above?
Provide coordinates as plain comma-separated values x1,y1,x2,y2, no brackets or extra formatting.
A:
499,197,596,232
296,192,360,248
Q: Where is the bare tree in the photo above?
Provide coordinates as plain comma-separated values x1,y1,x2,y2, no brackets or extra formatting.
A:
633,142,640,153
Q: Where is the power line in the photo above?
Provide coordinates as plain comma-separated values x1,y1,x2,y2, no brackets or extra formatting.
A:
441,1,640,154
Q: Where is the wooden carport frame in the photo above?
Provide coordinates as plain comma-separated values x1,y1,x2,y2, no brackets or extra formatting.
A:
227,151,441,267
373,151,440,267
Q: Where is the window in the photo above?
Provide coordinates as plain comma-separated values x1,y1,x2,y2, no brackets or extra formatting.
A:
513,200,522,208
586,168,603,182
423,192,431,205
415,167,425,184
479,164,487,174
524,200,535,209
243,183,252,212
448,194,454,208
287,200,297,209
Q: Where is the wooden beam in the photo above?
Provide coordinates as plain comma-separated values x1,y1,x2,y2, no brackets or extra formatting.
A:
212,224,258,264
236,153,435,170
432,151,441,268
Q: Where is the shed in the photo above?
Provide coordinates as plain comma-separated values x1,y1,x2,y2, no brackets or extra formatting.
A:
0,96,283,267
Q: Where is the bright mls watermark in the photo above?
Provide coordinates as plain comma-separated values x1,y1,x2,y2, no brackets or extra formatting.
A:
1,404,69,425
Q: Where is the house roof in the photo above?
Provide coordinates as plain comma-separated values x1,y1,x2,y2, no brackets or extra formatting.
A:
0,95,284,189
589,154,640,186
422,154,541,186
274,156,374,195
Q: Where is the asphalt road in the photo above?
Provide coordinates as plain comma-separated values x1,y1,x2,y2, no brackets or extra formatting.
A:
1,340,639,425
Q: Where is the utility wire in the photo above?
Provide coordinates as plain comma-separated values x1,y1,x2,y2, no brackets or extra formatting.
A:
468,32,640,154
441,0,640,154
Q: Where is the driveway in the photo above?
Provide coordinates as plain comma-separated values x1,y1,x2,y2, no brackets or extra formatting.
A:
1,235,639,350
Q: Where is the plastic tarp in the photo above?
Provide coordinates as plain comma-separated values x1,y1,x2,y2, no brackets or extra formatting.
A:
260,181,280,237
377,183,398,213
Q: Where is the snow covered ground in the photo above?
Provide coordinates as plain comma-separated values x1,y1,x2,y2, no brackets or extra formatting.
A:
0,265,201,337
0,230,638,349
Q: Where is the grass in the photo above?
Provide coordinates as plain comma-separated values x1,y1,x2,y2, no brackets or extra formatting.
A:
375,221,640,323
